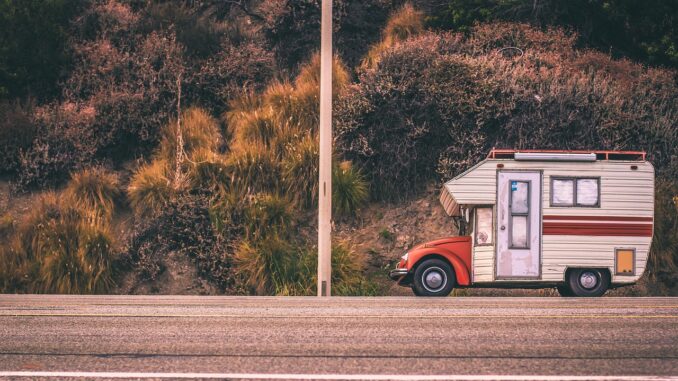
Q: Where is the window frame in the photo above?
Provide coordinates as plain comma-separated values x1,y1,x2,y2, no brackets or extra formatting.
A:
550,176,601,208
474,206,494,246
508,180,530,249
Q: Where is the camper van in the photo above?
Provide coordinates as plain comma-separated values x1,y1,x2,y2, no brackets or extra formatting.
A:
389,149,654,297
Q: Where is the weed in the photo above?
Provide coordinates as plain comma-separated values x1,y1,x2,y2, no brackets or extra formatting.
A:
127,160,173,218
64,167,121,221
332,161,369,217
379,228,395,241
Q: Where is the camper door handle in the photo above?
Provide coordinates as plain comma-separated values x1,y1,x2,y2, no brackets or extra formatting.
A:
500,225,506,230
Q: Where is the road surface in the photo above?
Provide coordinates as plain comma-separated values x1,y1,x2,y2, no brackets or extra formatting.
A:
0,295,676,380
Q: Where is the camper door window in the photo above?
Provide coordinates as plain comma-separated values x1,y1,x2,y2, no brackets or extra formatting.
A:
551,177,600,207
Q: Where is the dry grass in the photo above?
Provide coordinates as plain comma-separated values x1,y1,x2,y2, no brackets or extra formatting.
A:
64,167,121,221
361,3,425,70
127,160,173,217
156,107,222,166
282,135,319,208
1,192,116,294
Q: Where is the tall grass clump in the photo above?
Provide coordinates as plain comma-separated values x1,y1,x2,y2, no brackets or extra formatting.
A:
1,193,117,294
282,135,319,208
332,161,369,217
361,3,425,69
234,236,309,295
156,106,222,166
127,160,173,217
64,167,121,221
187,148,230,191
242,193,295,241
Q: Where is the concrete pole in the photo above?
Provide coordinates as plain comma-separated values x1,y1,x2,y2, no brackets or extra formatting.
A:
317,0,332,297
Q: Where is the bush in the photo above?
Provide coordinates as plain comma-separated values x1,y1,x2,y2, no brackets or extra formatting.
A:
1,193,117,294
156,107,222,166
362,2,425,69
127,160,173,218
126,193,235,290
338,23,678,200
337,33,489,200
242,193,296,241
64,167,121,221
223,146,282,195
648,179,678,294
262,0,393,70
234,235,309,295
332,161,369,216
282,135,319,208
0,101,36,174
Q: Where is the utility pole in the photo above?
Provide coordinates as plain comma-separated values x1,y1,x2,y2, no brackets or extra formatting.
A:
317,0,332,297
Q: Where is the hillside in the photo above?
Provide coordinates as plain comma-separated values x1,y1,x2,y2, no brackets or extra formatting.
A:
1,1,676,296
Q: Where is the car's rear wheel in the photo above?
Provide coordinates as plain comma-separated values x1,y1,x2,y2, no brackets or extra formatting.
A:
412,258,455,297
567,268,610,297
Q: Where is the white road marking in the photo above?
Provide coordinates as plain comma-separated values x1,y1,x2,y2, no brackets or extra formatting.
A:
0,372,676,380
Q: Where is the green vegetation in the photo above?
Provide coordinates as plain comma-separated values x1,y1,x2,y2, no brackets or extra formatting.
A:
1,1,677,295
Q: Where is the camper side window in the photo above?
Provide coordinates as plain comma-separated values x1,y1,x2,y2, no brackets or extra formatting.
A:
551,177,600,207
475,207,493,246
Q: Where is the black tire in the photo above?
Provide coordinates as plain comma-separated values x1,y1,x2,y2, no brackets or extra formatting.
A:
567,268,610,297
411,258,455,297
556,285,574,297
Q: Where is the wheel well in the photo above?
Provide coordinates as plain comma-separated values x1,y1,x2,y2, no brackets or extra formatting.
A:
413,254,454,275
564,267,611,283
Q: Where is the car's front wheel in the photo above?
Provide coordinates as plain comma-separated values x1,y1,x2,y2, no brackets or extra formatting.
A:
412,258,455,297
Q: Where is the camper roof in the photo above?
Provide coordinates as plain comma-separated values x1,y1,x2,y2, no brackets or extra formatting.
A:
487,149,646,161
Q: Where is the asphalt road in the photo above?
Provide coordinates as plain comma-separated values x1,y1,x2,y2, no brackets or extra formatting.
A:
0,295,676,380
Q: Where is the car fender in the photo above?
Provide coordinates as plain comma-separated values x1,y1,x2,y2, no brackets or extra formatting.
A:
406,247,471,286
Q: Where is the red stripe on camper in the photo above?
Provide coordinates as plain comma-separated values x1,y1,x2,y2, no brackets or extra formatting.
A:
542,222,653,237
543,215,653,222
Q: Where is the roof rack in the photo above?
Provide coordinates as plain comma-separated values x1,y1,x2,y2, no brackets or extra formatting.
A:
487,149,646,161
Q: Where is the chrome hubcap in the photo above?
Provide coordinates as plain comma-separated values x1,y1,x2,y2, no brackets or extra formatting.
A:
579,271,599,289
422,267,447,292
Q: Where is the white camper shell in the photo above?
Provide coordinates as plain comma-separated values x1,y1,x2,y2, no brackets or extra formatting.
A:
440,149,654,295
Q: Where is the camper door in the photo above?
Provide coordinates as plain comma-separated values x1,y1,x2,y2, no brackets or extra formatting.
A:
496,171,542,279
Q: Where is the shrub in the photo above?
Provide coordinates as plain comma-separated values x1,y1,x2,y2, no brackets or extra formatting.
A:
0,101,36,174
3,193,117,294
126,193,236,290
337,33,489,200
299,241,370,296
38,219,116,294
262,0,392,70
188,149,230,191
243,193,296,241
64,167,121,221
0,213,13,239
282,135,319,208
156,107,222,166
332,161,369,216
361,3,425,69
339,23,678,200
648,179,678,293
234,235,308,295
223,146,281,194
127,160,173,218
